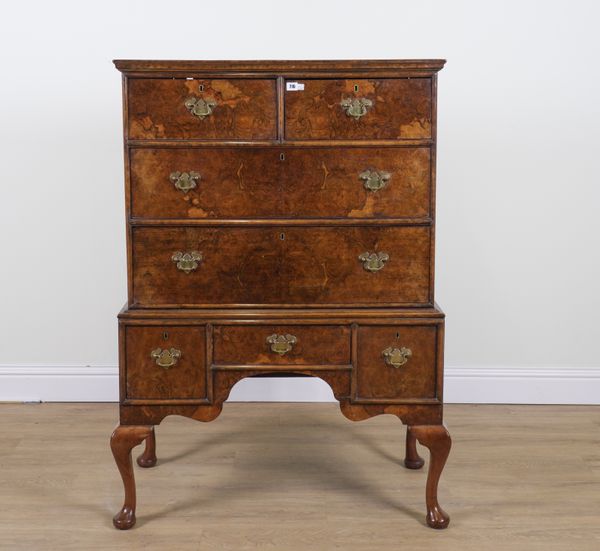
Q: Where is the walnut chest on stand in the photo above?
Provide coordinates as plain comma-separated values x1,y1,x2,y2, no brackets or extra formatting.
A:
111,59,451,530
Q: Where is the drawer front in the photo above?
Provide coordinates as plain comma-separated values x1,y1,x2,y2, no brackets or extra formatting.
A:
285,78,432,140
127,78,277,140
125,326,206,400
356,325,438,400
130,147,431,220
213,325,351,366
132,226,431,307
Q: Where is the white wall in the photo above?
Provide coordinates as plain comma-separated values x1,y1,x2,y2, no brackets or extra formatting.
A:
1,0,599,403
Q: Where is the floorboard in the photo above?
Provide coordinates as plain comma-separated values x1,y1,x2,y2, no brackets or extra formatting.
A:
0,403,599,550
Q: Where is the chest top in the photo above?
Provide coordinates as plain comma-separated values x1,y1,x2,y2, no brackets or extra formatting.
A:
114,59,444,310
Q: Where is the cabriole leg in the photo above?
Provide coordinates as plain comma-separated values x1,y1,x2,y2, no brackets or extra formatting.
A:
404,425,425,469
411,424,452,529
110,424,152,530
136,426,157,468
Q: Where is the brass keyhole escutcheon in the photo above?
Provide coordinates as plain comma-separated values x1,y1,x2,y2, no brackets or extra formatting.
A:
172,251,203,273
199,84,204,92
266,334,297,355
170,171,200,193
340,97,373,120
382,346,412,369
358,251,389,272
359,169,391,192
150,347,181,369
280,153,285,161
354,84,359,92
163,332,169,341
184,96,217,119
279,232,285,240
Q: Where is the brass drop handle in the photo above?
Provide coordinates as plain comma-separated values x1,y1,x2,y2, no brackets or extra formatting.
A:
266,334,297,356
360,170,391,192
170,171,200,193
172,251,202,273
340,97,373,120
184,97,217,119
382,346,412,368
151,347,181,369
358,252,389,272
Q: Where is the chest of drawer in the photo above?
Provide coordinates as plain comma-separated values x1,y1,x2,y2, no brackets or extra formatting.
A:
131,225,431,307
114,60,450,531
130,147,431,220
213,325,351,367
284,78,432,140
127,78,277,140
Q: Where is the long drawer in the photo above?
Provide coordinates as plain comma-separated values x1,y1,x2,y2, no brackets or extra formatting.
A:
131,226,431,307
130,147,431,220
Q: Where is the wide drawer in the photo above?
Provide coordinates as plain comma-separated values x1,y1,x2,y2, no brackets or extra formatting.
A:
284,78,432,140
127,78,277,140
131,226,431,307
213,325,351,366
124,325,207,400
130,147,431,220
356,324,440,401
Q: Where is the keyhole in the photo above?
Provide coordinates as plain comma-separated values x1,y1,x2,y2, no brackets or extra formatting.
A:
199,84,204,92
354,84,359,92
280,153,285,161
279,233,285,240
395,332,400,339
163,332,169,341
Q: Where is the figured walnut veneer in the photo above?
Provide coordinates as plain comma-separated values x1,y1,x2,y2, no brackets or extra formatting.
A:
284,78,432,140
131,225,431,307
112,59,450,531
128,78,278,140
130,146,431,220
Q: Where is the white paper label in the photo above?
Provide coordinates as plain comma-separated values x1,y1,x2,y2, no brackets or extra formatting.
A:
286,82,304,91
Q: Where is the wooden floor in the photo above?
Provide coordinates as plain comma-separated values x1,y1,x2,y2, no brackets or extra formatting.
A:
1,403,599,550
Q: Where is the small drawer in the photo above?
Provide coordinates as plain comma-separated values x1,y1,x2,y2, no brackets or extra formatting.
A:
356,324,439,401
213,325,351,366
127,78,277,140
284,78,432,140
129,146,431,220
124,326,207,400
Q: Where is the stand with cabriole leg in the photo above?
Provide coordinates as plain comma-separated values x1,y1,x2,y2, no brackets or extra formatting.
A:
136,426,157,468
110,425,153,530
405,425,425,469
110,411,452,530
411,424,452,529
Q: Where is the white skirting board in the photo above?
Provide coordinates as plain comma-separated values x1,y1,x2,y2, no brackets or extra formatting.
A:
0,365,599,405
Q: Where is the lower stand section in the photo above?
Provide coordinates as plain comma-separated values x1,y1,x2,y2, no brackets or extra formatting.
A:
110,419,451,530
